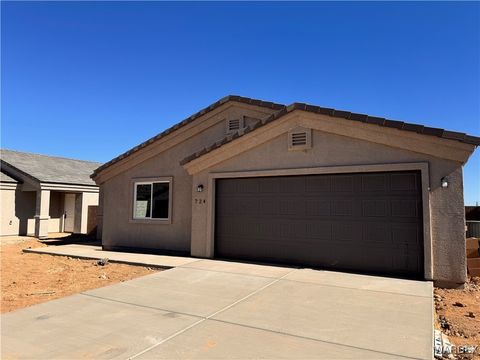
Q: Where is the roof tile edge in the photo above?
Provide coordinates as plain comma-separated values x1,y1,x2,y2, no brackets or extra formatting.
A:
91,95,286,178
180,101,480,166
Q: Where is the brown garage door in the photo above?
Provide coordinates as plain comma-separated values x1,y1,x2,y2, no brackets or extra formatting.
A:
215,171,424,278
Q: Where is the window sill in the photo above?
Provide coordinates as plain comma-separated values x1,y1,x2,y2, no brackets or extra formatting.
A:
129,218,172,225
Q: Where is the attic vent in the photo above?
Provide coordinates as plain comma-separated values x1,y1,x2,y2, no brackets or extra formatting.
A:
226,118,244,133
288,127,312,151
291,132,307,146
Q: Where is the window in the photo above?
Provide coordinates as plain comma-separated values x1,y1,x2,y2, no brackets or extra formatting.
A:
133,180,171,220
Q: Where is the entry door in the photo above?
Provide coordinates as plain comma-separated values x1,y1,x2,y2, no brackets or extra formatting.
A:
215,171,424,278
63,194,76,232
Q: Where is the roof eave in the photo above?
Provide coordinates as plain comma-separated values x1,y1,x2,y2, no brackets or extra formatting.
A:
181,106,479,172
91,95,286,180
181,103,480,167
0,160,41,184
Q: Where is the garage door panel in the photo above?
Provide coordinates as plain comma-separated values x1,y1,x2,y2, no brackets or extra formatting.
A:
391,200,421,218
392,224,423,245
332,222,361,242
217,238,345,266
361,173,387,192
332,175,355,192
362,199,388,217
390,173,419,192
305,176,331,192
279,199,304,216
332,199,354,216
215,171,423,278
279,176,306,193
363,222,391,244
257,177,280,193
306,221,333,240
305,200,332,216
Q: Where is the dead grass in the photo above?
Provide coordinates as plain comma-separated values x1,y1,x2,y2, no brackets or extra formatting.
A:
1,238,160,313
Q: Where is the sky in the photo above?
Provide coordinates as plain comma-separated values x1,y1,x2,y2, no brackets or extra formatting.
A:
1,1,479,204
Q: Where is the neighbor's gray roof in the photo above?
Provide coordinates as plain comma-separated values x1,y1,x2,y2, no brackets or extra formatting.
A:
0,170,19,183
0,149,101,186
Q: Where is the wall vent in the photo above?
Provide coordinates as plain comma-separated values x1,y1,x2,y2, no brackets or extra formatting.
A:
288,127,312,151
226,118,244,133
291,132,307,146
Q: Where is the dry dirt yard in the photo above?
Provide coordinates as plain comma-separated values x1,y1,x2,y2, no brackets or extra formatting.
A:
1,237,160,313
435,277,480,359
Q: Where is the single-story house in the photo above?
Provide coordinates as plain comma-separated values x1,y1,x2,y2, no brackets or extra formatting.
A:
466,206,480,221
91,95,479,287
1,149,100,238
466,206,480,238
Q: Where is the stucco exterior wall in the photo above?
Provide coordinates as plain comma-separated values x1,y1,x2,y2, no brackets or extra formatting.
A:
100,104,276,252
0,186,17,236
96,184,104,240
97,103,471,286
0,186,36,236
80,192,99,234
190,129,467,285
72,192,99,234
0,186,99,236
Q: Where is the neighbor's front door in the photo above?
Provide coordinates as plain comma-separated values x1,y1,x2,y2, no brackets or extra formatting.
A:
63,194,76,232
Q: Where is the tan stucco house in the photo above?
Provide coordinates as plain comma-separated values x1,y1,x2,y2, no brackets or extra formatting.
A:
1,149,100,238
92,95,479,287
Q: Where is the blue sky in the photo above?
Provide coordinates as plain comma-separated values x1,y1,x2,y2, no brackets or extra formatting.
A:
2,1,479,204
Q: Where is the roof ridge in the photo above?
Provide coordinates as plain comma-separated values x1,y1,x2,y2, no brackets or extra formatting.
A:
92,95,286,178
180,100,480,166
93,95,480,178
0,149,102,165
286,102,480,143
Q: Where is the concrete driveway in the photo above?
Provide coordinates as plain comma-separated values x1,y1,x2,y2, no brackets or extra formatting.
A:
1,259,433,359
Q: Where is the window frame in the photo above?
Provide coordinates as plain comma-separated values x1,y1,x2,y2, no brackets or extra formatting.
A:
130,176,173,224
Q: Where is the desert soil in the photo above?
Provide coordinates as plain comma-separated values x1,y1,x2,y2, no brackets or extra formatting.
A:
435,277,480,359
1,238,160,313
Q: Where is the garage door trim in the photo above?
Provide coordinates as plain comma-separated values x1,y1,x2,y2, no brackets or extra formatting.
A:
205,162,432,280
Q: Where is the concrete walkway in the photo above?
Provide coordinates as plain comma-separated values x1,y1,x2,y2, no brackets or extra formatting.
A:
24,243,201,268
2,247,433,360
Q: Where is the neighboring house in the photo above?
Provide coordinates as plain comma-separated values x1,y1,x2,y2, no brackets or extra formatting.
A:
465,206,480,238
91,95,480,287
0,149,100,238
465,206,480,221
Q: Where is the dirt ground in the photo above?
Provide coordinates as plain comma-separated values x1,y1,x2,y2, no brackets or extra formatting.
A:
434,277,480,359
1,237,160,313
3,235,480,357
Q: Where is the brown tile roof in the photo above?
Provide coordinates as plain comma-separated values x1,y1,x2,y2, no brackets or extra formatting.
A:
91,95,285,178
181,101,480,166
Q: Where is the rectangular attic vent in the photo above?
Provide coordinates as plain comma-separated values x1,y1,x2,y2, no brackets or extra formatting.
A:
288,127,312,151
226,118,244,133
291,132,307,146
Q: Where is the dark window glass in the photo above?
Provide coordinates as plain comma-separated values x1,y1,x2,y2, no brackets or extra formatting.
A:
135,184,151,218
152,182,169,219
